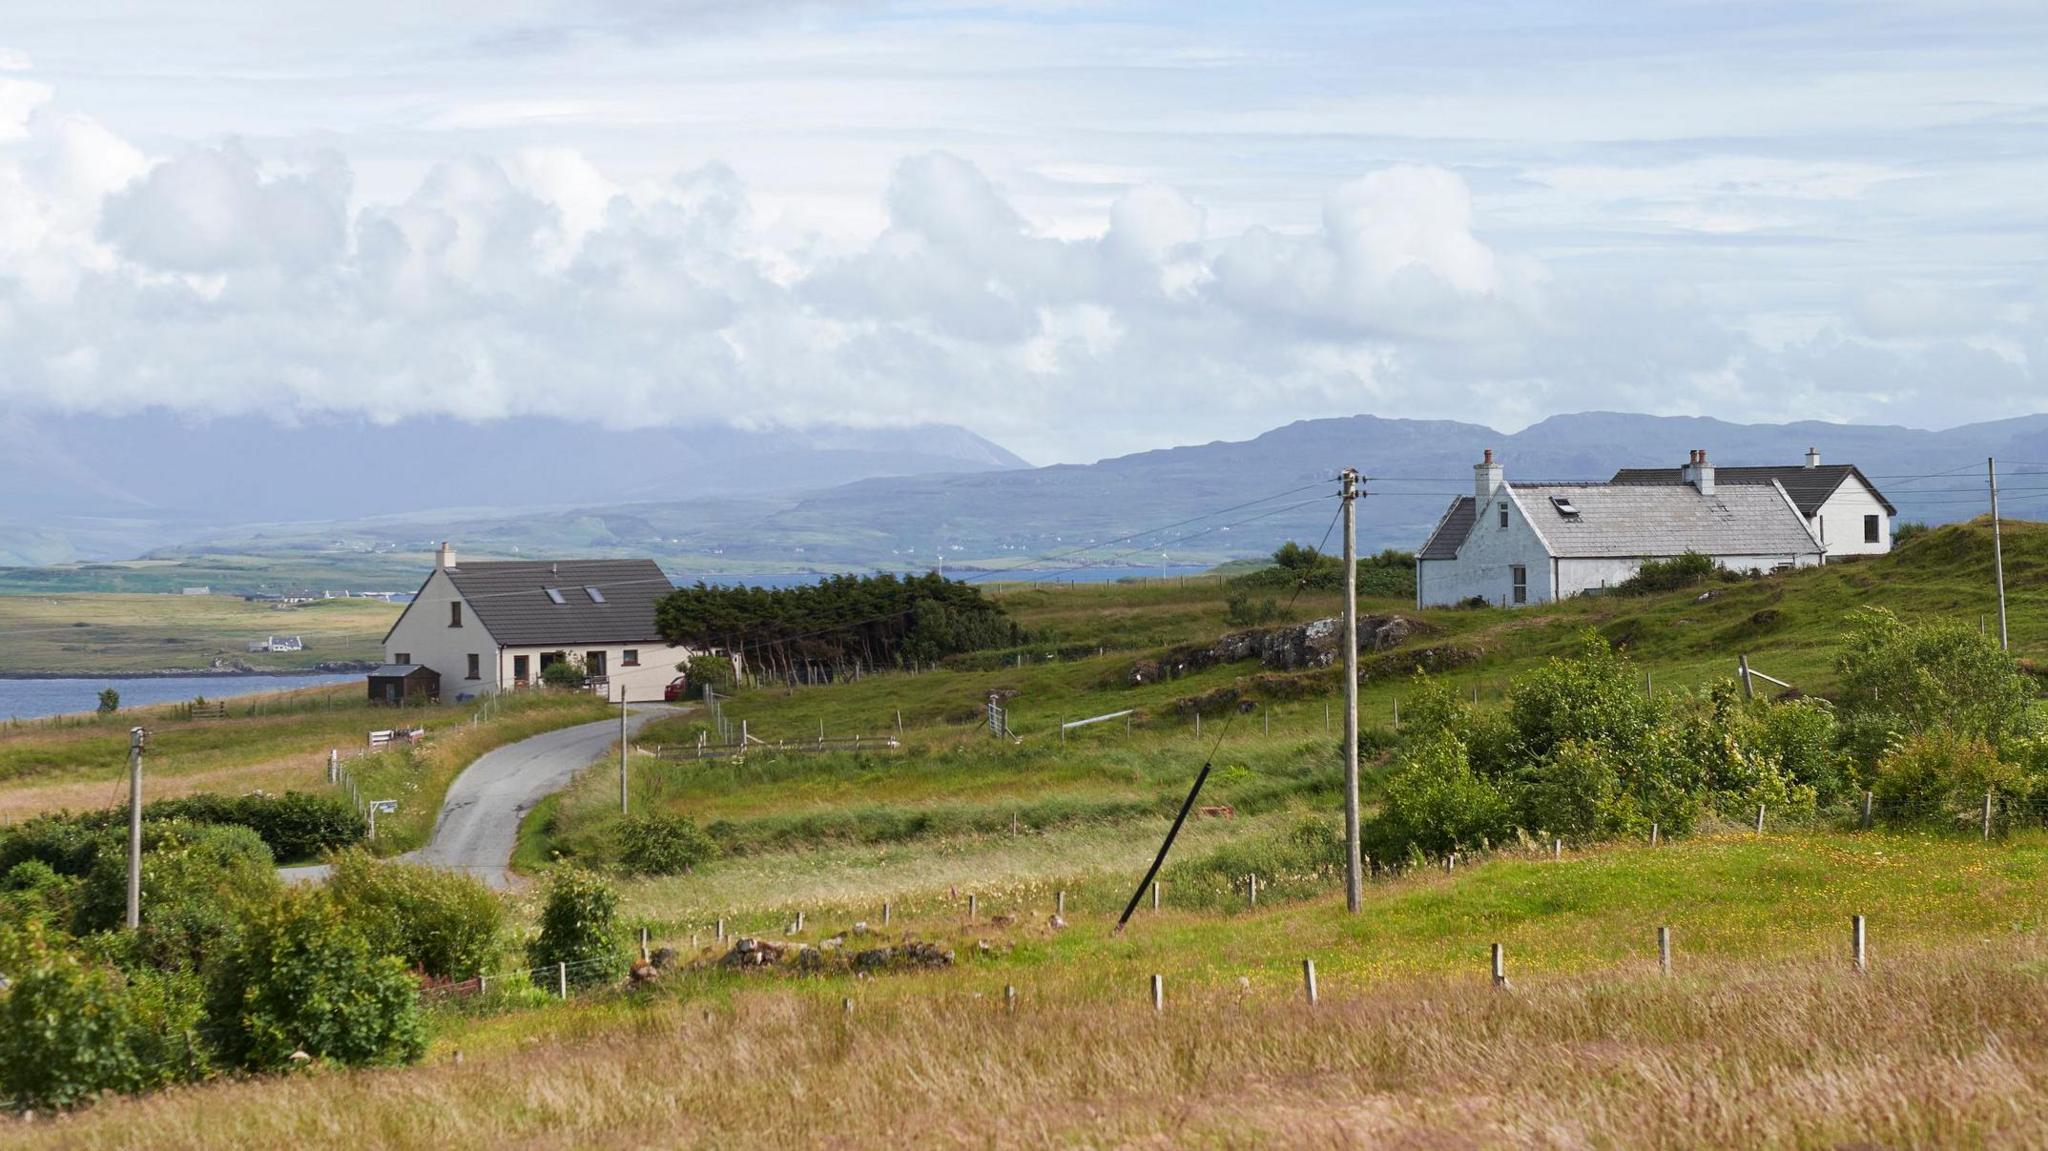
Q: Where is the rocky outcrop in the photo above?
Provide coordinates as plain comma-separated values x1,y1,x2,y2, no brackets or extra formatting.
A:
1128,615,1429,685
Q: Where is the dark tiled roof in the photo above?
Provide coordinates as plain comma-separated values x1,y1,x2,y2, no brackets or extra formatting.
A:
369,664,432,677
1609,464,1896,517
443,559,673,646
1419,497,1477,560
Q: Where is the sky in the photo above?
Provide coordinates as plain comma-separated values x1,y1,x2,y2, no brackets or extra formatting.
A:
1,1,2045,465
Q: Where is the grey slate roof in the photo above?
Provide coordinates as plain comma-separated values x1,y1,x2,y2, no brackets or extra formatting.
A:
1419,497,1477,560
442,559,674,646
1511,481,1822,558
369,664,432,677
1609,464,1896,517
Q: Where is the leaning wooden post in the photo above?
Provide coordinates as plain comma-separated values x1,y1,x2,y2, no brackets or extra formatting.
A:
1738,654,1755,700
1150,974,1164,1013
1490,943,1508,988
1658,926,1672,976
1852,915,1867,972
1301,959,1319,1005
1755,804,1766,833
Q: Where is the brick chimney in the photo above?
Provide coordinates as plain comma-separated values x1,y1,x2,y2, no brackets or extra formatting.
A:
436,542,458,569
1681,449,1715,496
1474,448,1505,504
1805,446,1821,469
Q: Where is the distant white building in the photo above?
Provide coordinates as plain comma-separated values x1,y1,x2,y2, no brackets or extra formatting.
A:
1609,448,1898,559
1416,449,1834,608
247,635,304,653
180,586,210,596
379,544,691,703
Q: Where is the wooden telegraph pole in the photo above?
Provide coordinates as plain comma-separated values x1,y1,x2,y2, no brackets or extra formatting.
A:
127,726,145,930
1990,457,2009,651
1341,468,1364,913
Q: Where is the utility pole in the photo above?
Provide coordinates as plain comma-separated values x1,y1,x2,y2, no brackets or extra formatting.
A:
619,685,630,815
1341,468,1363,913
1990,457,2009,651
126,726,145,930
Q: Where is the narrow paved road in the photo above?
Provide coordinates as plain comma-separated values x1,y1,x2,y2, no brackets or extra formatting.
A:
281,704,674,888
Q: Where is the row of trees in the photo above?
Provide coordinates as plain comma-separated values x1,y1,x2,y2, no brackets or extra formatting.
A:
1370,608,2045,859
654,572,1018,680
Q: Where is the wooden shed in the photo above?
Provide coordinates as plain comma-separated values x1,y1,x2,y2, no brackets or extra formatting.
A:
367,663,440,705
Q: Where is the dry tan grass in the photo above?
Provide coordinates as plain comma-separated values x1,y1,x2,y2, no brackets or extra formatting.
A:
18,939,2047,1150
0,750,328,821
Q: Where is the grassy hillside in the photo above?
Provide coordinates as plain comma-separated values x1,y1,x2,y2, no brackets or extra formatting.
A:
6,520,2046,1146
0,592,399,674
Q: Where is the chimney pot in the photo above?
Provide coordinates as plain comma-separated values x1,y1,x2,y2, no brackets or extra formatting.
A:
1483,448,1494,465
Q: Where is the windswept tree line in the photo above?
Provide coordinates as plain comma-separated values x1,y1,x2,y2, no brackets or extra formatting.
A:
655,572,1018,680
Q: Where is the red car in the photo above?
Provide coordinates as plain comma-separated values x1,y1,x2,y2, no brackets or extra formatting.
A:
662,675,689,702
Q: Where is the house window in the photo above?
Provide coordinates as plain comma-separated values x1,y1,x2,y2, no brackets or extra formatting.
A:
393,652,410,664
1864,514,1880,543
585,651,607,677
465,653,481,680
1510,565,1528,605
621,649,640,667
449,602,463,627
1499,502,1510,529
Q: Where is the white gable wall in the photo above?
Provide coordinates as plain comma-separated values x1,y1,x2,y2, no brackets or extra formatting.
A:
1417,490,1557,607
497,642,692,703
1810,480,1893,557
383,568,502,700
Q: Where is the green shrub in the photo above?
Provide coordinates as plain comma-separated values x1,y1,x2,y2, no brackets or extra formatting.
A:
324,850,503,980
1504,632,1661,769
1223,593,1280,627
616,814,718,876
1161,815,1345,911
0,792,364,870
96,688,120,715
1518,739,1638,841
73,821,280,974
2,859,77,929
1836,607,2040,767
0,924,207,1109
541,657,587,688
0,815,102,878
683,654,734,695
203,887,426,1070
1872,729,2024,827
526,867,625,990
1371,731,1513,858
1228,543,1416,599
1617,551,1720,594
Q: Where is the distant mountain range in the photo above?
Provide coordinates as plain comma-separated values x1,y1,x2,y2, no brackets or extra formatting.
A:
0,412,1029,566
5,409,2047,580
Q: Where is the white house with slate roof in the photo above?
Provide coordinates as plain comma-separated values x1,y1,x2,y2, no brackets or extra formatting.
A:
378,544,691,702
1610,447,1897,558
1416,450,1829,608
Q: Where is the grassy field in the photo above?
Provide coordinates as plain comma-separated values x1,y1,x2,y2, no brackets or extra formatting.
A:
0,685,613,834
15,830,2047,1149
7,520,2047,1146
0,592,399,674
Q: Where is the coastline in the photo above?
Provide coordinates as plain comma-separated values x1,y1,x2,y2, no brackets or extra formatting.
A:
0,663,376,681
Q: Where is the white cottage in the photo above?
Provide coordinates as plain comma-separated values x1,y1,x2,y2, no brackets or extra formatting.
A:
1416,450,1829,608
379,544,691,702
1610,448,1897,558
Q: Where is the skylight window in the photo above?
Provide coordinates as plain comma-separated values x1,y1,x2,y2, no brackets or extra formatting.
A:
545,587,566,605
584,586,606,603
1549,495,1581,520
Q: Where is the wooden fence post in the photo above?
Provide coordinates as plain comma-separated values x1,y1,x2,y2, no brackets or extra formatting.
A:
1150,974,1164,1013
1861,790,1873,830
1658,926,1672,976
1553,838,1561,861
1055,890,1065,918
1491,943,1508,988
1984,790,1994,841
1151,881,1160,911
557,962,568,999
1005,985,1017,1014
1755,804,1766,833
1852,915,1867,972
716,917,725,942
640,927,650,964
1302,959,1318,1005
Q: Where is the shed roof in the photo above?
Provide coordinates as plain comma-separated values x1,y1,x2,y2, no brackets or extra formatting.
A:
1609,464,1896,517
441,558,673,646
1510,480,1822,559
369,664,434,678
1419,497,1478,561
